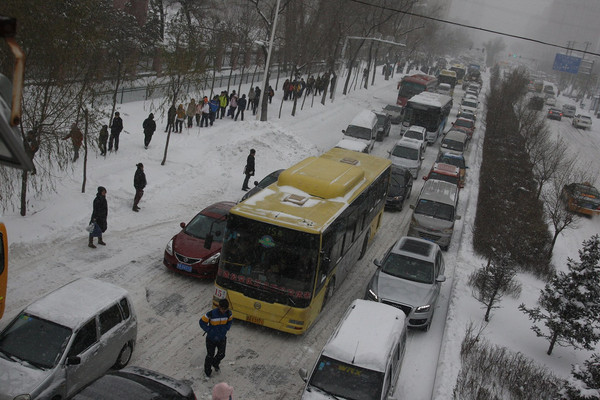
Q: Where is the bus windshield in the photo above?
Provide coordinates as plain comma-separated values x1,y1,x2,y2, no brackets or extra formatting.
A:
218,214,319,307
404,108,439,131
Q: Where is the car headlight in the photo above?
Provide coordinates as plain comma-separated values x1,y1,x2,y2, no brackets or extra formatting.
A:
202,252,221,265
14,395,31,400
366,288,379,301
165,239,174,256
415,304,431,313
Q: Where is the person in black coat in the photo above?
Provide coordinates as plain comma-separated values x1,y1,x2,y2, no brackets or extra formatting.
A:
89,186,108,248
242,149,256,191
165,105,176,133
133,163,147,212
235,94,247,121
108,112,123,152
143,113,156,149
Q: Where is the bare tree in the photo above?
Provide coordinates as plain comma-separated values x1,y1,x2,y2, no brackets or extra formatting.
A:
468,254,522,322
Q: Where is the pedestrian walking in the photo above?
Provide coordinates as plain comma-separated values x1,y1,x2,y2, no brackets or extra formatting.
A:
108,111,123,152
132,163,146,212
219,91,228,119
199,299,233,378
62,123,83,162
98,124,108,156
175,104,185,133
209,96,220,126
165,104,176,133
242,148,255,191
228,93,238,119
268,85,274,104
195,100,202,127
253,86,261,115
235,94,246,121
88,186,108,248
212,382,234,400
186,99,196,128
248,87,255,109
201,97,210,127
142,113,156,149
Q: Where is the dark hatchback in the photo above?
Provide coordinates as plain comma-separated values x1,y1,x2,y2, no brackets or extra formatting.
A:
386,167,413,211
239,169,284,202
163,201,234,279
547,108,563,121
374,112,391,141
72,366,196,400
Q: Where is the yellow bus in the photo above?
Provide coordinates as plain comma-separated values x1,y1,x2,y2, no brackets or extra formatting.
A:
450,64,466,84
438,69,457,89
212,148,392,334
0,223,7,319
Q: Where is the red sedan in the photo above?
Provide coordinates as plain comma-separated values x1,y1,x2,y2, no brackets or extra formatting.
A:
451,117,475,139
163,201,235,279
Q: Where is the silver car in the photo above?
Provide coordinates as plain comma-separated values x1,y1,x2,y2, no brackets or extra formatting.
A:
365,236,446,331
0,278,137,400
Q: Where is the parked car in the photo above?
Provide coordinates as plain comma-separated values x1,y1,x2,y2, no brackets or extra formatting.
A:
423,162,462,188
561,182,600,216
240,169,284,202
572,114,592,129
338,110,378,153
0,278,138,400
382,104,404,124
299,300,407,399
547,108,563,121
389,138,423,179
528,95,544,111
163,201,234,279
458,98,478,118
437,83,453,97
457,109,476,122
386,166,413,211
374,111,392,141
365,236,446,331
402,125,427,153
562,104,577,118
437,152,468,189
72,366,196,399
408,179,461,251
439,130,469,156
451,117,475,139
545,95,556,106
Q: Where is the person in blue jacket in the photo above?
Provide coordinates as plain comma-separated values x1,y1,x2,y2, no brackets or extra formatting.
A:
200,299,233,377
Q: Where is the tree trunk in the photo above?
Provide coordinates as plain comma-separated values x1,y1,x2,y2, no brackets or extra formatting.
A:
20,170,28,216
548,229,561,259
161,130,172,166
343,58,354,95
371,44,379,86
82,109,88,193
364,41,373,89
547,331,559,355
484,288,498,322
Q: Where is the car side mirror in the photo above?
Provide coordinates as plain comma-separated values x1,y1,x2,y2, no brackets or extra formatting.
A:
67,356,81,366
436,275,447,283
253,181,259,187
455,215,462,220
342,129,346,134
373,258,381,267
204,233,213,249
180,222,186,229
409,204,415,210
299,368,308,382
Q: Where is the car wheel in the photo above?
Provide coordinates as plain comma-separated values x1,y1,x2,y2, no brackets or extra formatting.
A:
113,342,133,369
423,311,434,332
321,278,336,310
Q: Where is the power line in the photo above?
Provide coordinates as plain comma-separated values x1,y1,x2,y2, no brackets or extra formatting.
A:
347,0,600,58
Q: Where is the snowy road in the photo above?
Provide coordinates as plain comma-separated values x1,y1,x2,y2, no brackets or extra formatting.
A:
2,75,482,399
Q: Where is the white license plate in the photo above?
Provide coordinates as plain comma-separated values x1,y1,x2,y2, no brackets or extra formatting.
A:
176,263,192,272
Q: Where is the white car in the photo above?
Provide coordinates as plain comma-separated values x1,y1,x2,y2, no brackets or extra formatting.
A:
572,114,592,130
545,95,556,106
389,138,423,179
458,98,478,118
402,125,427,153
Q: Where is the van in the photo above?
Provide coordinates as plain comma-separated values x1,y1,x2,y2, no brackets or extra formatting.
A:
437,83,453,97
299,299,407,400
389,138,423,179
0,278,137,399
408,179,461,250
562,104,576,118
338,110,378,153
439,130,468,156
